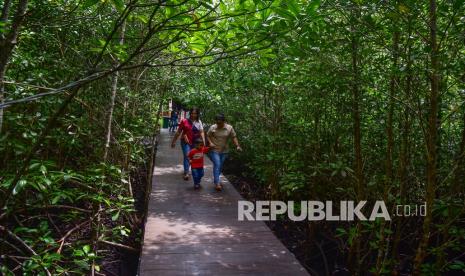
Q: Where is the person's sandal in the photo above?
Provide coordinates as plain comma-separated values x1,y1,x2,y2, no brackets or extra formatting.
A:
215,184,222,192
183,174,189,181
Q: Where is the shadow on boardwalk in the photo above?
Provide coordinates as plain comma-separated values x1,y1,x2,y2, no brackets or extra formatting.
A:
139,129,309,276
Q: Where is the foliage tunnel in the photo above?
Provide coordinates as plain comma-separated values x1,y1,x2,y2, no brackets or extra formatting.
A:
0,0,464,275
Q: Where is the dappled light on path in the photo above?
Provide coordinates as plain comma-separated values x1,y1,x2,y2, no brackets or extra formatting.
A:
153,164,184,176
145,214,234,244
139,130,308,275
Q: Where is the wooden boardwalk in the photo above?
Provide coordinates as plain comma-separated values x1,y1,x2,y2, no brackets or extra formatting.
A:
139,130,308,275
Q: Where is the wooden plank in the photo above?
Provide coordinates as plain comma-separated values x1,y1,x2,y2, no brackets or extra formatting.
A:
139,129,308,275
139,242,290,254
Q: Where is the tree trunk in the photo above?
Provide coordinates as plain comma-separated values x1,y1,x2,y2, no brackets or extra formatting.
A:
376,25,400,275
385,30,399,196
452,44,465,193
452,110,465,193
270,86,282,199
0,0,29,134
103,22,126,161
413,0,440,273
351,27,364,202
103,72,120,161
0,64,6,134
392,18,413,263
347,4,364,272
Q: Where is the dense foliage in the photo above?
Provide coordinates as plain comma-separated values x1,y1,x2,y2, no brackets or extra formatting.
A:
1,0,464,275
173,0,465,274
0,0,275,274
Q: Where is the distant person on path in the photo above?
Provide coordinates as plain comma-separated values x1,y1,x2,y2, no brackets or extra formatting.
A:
207,113,242,191
171,107,205,181
188,139,210,189
169,110,178,132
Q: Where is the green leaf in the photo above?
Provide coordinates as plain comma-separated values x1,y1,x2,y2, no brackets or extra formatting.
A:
112,211,120,221
13,179,27,195
29,163,40,170
287,0,300,16
40,165,47,175
1,178,13,189
336,228,347,237
166,6,175,18
111,0,125,11
136,15,148,24
52,195,61,204
454,0,465,9
83,245,91,254
200,2,216,11
14,227,38,234
190,43,205,54
274,7,295,21
449,261,465,270
73,250,85,257
306,0,320,15
82,0,99,9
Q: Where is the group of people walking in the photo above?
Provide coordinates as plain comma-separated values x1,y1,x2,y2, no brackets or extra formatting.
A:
170,108,242,191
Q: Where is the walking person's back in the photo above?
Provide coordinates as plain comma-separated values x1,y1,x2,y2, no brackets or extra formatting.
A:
169,110,179,132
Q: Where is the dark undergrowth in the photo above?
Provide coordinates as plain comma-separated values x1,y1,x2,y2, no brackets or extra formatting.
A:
108,161,148,276
223,156,465,276
0,150,150,276
223,157,348,276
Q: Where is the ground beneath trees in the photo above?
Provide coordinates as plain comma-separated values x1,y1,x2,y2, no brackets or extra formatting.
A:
99,160,148,276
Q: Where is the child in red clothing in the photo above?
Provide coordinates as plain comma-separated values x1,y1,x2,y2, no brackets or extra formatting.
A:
188,139,210,189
